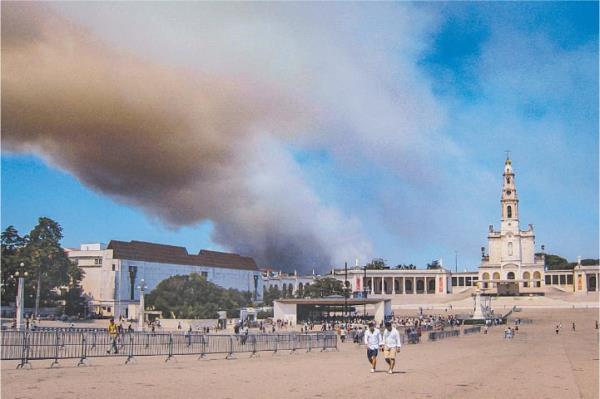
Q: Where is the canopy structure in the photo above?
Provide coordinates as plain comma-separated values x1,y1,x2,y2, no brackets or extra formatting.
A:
273,298,392,325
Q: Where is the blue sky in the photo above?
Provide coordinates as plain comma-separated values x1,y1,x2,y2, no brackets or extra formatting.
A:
2,2,598,272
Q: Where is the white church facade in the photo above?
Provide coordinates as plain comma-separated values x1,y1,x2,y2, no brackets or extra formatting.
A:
283,157,598,297
478,157,546,293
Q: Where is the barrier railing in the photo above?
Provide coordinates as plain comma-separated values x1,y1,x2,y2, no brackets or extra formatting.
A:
1,331,337,368
428,330,460,341
463,326,481,335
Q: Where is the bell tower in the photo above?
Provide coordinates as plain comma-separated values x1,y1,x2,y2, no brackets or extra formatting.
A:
500,154,519,233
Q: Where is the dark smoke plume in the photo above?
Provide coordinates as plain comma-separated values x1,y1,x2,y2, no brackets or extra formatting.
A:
1,3,372,271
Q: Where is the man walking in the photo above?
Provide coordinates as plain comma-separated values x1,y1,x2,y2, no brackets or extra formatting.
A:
382,321,402,374
107,318,119,354
364,322,382,373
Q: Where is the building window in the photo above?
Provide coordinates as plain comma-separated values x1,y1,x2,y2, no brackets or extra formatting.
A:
552,275,559,285
451,277,457,286
507,205,512,218
111,264,115,271
508,242,513,256
567,275,573,285
94,257,102,265
545,275,552,285
201,271,208,279
507,177,511,184
559,275,566,285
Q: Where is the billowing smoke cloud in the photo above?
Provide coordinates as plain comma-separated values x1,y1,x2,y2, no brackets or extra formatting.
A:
2,3,384,271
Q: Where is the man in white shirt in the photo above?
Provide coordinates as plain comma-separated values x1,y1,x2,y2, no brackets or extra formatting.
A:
363,322,382,373
382,321,402,374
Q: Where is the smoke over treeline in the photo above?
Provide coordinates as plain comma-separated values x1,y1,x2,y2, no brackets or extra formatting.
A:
2,3,383,272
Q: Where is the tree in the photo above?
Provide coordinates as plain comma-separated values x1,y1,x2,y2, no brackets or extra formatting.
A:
366,258,387,270
538,253,570,270
0,218,84,314
535,254,599,271
427,260,441,270
581,259,599,266
1,225,26,304
302,277,345,298
60,286,87,316
262,285,282,306
145,273,252,319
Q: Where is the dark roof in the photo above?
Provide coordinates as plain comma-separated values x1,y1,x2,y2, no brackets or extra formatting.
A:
107,240,258,271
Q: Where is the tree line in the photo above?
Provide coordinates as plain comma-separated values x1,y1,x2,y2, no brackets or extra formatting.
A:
1,218,86,316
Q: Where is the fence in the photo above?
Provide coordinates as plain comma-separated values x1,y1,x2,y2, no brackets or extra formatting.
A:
1,330,337,368
463,326,481,335
428,329,460,341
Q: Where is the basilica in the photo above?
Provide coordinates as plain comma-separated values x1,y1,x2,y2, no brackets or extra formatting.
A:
478,157,546,294
266,157,599,297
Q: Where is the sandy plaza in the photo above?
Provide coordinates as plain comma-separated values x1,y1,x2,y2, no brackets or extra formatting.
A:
2,307,598,399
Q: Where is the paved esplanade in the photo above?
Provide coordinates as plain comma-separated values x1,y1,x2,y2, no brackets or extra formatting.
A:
2,308,597,399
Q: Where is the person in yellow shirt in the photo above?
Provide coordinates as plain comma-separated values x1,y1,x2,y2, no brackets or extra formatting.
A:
107,318,119,354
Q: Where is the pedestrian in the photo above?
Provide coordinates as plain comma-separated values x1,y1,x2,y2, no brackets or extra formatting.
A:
364,322,382,373
382,321,402,374
555,324,559,335
596,320,599,330
178,322,182,330
107,318,119,354
340,326,346,343
572,322,576,331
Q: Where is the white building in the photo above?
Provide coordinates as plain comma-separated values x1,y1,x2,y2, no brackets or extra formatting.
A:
479,156,546,290
68,240,262,318
264,157,599,297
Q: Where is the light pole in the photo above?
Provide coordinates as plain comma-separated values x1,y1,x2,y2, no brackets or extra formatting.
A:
363,264,367,321
455,251,458,273
15,262,28,330
137,278,146,331
344,262,348,325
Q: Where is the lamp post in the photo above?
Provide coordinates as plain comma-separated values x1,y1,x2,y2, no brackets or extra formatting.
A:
137,278,146,331
344,262,348,325
363,264,367,321
15,262,28,331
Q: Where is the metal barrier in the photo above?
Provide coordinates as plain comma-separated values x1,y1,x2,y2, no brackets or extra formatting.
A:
1,331,337,368
428,329,460,341
463,326,481,335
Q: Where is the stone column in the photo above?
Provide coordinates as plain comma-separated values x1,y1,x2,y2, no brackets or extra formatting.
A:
392,278,396,295
370,277,374,294
413,277,417,294
380,277,384,294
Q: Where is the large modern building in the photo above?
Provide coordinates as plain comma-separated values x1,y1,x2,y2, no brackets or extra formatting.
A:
68,240,262,318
